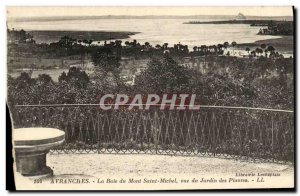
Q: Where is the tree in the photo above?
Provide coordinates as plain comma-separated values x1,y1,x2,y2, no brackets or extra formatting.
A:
260,44,267,56
13,72,36,88
125,41,130,46
266,46,275,58
58,71,68,82
260,44,266,50
91,47,120,72
217,44,224,54
155,44,162,49
200,45,207,53
135,55,191,94
245,47,250,55
58,36,76,48
264,49,268,58
163,43,169,49
267,46,275,52
193,46,198,52
133,40,137,46
37,74,53,85
231,41,237,55
83,39,89,45
212,45,218,54
255,48,263,56
223,42,229,49
231,41,237,47
58,67,89,88
91,47,123,88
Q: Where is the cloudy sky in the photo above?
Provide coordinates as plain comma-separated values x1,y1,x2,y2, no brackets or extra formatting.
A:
7,6,293,18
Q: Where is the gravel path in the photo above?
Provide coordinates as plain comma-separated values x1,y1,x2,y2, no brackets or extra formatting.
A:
48,153,293,177
15,154,294,190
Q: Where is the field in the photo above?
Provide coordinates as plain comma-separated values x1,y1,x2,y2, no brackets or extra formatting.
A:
7,56,85,71
237,36,294,54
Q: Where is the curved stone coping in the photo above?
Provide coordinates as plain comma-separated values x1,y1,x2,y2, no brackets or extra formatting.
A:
14,139,65,153
13,128,65,146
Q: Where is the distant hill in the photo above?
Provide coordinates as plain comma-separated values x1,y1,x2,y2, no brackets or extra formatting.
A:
8,15,293,22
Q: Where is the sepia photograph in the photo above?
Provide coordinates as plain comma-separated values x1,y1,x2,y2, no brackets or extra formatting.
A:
6,6,295,190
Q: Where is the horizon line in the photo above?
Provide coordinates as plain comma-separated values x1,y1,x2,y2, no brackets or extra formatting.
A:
8,14,294,19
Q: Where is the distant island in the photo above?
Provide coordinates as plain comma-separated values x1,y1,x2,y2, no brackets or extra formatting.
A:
236,12,246,20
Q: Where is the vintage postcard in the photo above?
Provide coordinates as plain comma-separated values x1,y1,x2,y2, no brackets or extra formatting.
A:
7,6,294,190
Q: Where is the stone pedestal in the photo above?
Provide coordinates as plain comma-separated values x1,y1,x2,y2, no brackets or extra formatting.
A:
13,128,65,177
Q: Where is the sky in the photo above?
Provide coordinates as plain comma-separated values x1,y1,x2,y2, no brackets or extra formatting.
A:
7,6,293,18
